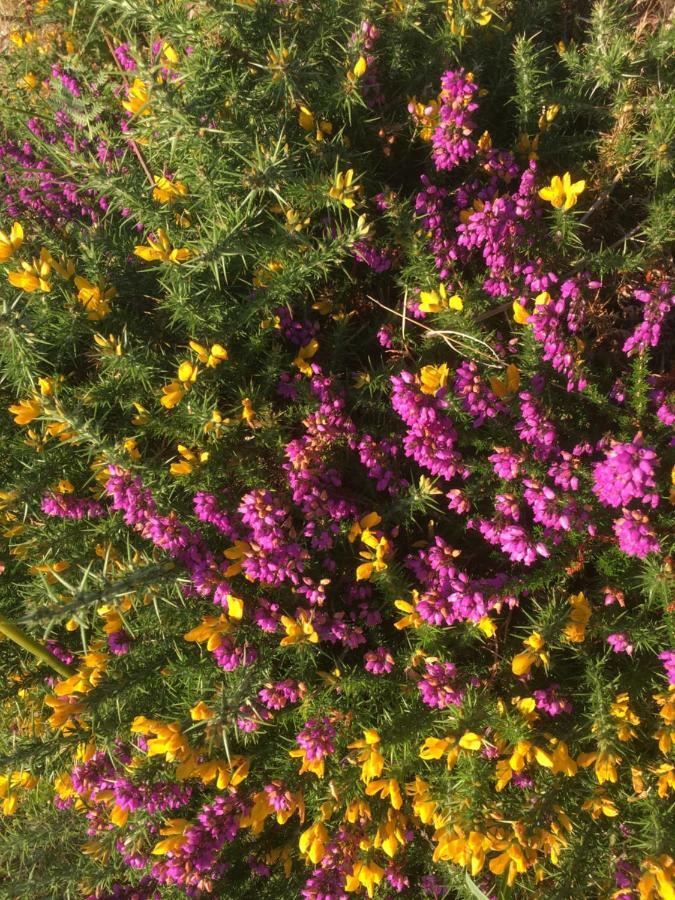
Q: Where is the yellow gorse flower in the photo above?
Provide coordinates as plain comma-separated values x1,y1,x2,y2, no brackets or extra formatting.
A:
169,444,209,476
8,248,52,293
329,169,360,209
577,748,621,784
489,363,520,398
419,363,450,396
345,859,385,898
563,591,591,643
241,397,257,424
298,105,333,141
356,528,392,581
0,222,23,261
393,590,422,630
280,610,319,647
364,777,403,809
539,172,586,210
9,397,42,425
298,821,328,864
134,228,191,264
351,55,367,79
581,791,619,820
637,854,675,899
189,340,228,368
293,338,319,376
418,283,463,314
0,771,38,816
93,333,123,356
451,0,494,28
610,692,641,742
190,700,216,722
184,614,233,650
347,730,385,784
160,360,199,410
18,73,38,90
151,819,190,855
152,176,188,204
74,276,116,320
512,632,549,676
538,103,560,131
122,78,152,117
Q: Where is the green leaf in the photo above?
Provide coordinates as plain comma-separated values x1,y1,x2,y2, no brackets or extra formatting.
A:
464,872,491,900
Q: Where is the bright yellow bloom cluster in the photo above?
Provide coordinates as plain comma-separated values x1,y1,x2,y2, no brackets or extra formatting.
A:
539,172,586,210
348,729,385,783
293,339,319,376
169,444,209,476
152,176,188,204
653,689,675,753
431,805,572,885
241,784,305,835
329,169,360,209
184,614,233,650
512,632,549,676
298,105,333,142
280,610,319,647
134,228,190,264
130,716,250,797
8,248,52,293
74,276,117,320
355,528,392,581
419,283,463,313
160,360,198,409
563,590,591,642
0,222,23,261
408,96,441,142
577,747,622,784
45,648,108,731
122,78,152,117
0,771,38,816
419,363,450,396
189,340,228,368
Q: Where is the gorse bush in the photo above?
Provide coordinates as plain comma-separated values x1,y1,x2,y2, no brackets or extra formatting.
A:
0,0,673,898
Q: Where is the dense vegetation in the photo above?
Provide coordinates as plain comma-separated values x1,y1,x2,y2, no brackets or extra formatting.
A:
0,1,673,897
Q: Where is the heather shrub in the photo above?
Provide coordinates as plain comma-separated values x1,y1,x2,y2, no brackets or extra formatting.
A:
0,1,673,898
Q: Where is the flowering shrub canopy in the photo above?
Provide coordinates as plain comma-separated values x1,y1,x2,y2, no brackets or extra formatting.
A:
0,1,673,899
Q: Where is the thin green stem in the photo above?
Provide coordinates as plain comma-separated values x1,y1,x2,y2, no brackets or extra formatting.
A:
0,614,76,678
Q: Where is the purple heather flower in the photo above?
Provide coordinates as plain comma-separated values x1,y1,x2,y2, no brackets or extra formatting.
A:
489,447,524,481
613,508,660,558
108,630,132,656
364,646,394,674
113,43,137,71
41,492,105,519
515,391,558,460
533,684,572,716
453,360,507,426
606,633,634,655
258,679,304,710
417,660,463,709
623,282,674,356
296,717,336,762
431,69,479,172
659,650,675,686
592,434,660,509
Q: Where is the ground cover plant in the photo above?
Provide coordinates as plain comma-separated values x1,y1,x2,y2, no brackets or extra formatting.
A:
0,0,673,897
